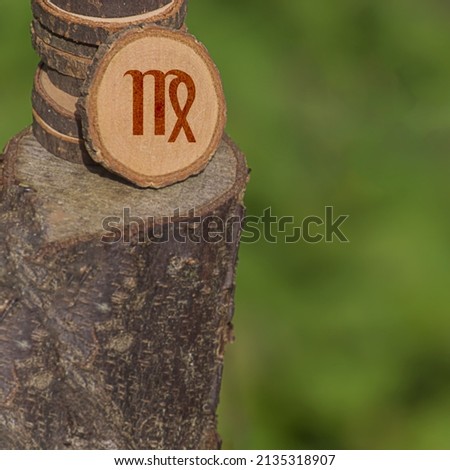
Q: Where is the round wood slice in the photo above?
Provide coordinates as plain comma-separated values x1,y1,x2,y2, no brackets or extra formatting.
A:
31,19,187,62
79,27,227,189
49,0,171,19
32,19,97,59
32,0,188,45
32,111,93,165
45,65,85,96
32,63,80,137
32,34,91,79
39,25,189,97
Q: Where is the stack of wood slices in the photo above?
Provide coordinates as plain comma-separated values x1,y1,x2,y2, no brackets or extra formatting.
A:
31,0,189,167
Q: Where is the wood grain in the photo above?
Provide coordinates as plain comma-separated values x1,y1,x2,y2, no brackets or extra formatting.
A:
80,27,227,188
32,0,188,45
0,128,248,449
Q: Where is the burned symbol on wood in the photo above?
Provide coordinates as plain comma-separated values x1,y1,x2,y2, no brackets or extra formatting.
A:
124,69,196,142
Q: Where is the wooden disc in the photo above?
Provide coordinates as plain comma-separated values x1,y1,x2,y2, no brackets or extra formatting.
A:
45,65,85,97
32,19,97,59
79,27,227,189
31,19,187,65
32,63,80,137
32,112,93,165
32,0,188,45
32,33,91,79
49,0,171,19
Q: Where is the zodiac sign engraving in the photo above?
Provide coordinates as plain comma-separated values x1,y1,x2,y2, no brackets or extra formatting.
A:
124,69,196,143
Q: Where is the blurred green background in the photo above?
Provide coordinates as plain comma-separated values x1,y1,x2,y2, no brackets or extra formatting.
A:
2,0,450,450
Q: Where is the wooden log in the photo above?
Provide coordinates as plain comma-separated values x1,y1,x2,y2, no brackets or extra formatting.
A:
0,128,248,449
50,0,172,19
32,0,188,45
79,27,227,189
45,65,85,97
32,20,98,59
32,63,80,137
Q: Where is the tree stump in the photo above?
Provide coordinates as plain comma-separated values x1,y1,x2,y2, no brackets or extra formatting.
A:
0,129,248,449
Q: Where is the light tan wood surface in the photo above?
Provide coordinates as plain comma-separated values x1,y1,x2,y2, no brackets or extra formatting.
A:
81,27,227,188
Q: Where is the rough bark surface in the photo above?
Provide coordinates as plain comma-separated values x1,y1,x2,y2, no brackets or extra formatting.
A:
32,114,91,164
0,129,248,449
45,65,85,97
32,0,188,45
32,64,81,138
32,34,91,79
32,20,98,60
50,0,172,19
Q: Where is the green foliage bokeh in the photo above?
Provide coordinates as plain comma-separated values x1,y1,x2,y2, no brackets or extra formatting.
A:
2,0,450,449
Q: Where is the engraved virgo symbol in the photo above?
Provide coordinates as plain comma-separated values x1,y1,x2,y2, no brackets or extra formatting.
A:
124,69,196,143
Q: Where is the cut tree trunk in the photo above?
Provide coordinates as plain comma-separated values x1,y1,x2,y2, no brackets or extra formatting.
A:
0,128,248,449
